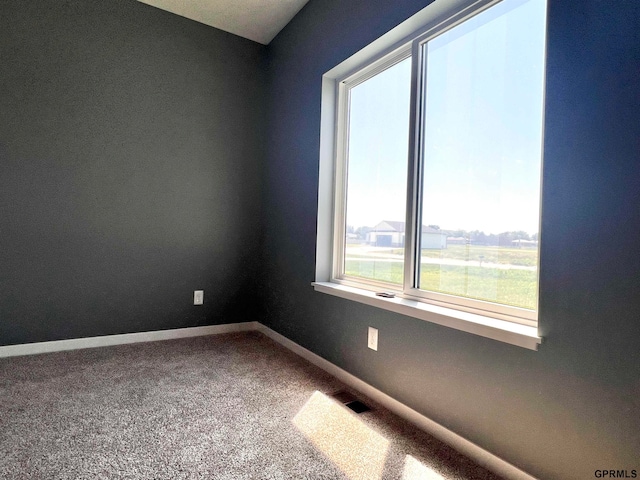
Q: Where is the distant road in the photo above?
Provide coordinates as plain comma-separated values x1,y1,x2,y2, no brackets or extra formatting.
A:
345,246,536,271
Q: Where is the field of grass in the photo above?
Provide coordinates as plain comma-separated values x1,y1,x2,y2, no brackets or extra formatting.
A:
345,258,537,310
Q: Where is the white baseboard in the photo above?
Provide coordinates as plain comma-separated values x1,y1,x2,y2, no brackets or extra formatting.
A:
1,320,535,479
255,323,537,480
0,322,259,358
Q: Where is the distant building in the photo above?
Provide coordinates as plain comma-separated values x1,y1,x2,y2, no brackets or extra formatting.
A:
366,221,447,249
511,239,538,248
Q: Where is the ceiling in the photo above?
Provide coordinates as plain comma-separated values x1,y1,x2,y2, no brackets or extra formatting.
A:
137,0,310,44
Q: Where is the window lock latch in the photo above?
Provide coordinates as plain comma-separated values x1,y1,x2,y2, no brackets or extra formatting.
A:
376,292,396,298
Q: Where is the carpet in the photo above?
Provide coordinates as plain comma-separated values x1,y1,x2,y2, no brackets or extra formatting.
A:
0,331,503,479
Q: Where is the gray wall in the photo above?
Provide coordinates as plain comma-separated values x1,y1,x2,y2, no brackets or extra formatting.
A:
263,1,640,479
0,0,265,344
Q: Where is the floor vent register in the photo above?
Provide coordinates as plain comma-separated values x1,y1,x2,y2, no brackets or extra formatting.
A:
328,390,372,414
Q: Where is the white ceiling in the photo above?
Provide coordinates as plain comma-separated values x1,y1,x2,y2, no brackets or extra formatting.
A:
137,0,310,44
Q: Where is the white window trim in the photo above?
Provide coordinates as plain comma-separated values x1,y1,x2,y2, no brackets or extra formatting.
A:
312,282,540,350
315,0,543,351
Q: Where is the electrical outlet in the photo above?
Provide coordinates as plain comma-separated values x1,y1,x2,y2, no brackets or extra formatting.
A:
194,290,204,305
368,327,378,351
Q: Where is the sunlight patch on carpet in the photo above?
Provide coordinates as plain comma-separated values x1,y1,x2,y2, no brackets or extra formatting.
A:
402,454,445,479
293,391,389,479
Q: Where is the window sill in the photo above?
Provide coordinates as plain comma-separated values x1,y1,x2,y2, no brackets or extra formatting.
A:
312,282,541,351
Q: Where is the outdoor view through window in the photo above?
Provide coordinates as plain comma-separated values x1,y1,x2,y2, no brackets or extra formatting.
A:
345,57,411,285
343,0,546,312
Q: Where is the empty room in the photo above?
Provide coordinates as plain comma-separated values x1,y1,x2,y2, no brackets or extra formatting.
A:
1,0,639,479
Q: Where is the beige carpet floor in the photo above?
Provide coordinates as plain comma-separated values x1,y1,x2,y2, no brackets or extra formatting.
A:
0,331,504,479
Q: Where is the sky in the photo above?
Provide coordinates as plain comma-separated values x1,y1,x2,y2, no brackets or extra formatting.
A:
345,0,547,235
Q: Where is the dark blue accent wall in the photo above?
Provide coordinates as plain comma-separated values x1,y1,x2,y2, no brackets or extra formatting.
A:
0,0,265,344
263,0,640,478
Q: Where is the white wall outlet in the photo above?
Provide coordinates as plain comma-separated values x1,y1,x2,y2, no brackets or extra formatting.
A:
368,327,378,351
194,290,204,305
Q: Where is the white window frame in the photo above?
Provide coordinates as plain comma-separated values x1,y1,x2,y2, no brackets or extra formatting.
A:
314,0,544,350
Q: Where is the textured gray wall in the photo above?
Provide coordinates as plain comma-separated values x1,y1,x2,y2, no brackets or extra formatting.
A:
263,0,640,479
0,0,265,344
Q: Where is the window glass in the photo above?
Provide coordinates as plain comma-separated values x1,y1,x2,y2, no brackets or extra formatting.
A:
344,57,412,285
417,0,546,310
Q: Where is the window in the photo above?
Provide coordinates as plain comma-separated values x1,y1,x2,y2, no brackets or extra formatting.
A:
315,0,546,349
